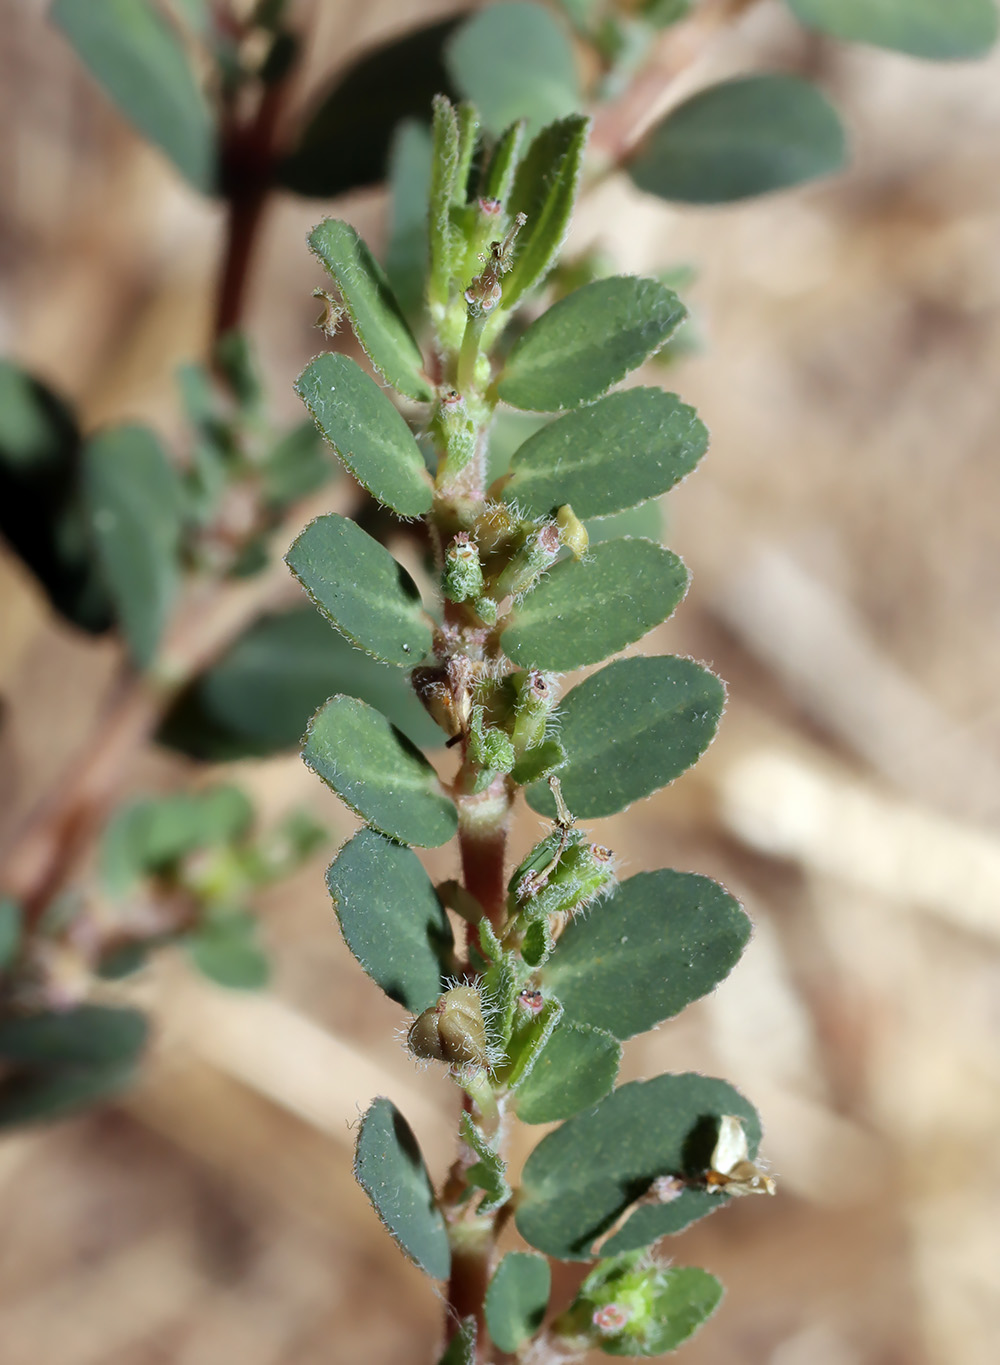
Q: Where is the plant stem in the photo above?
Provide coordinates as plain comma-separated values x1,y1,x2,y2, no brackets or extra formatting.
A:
457,781,512,936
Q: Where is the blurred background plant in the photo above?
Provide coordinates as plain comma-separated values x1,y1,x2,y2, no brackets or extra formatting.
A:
1,1,999,1363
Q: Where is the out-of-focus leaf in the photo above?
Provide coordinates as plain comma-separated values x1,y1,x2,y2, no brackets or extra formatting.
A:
628,74,846,204
158,607,441,759
0,361,114,633
186,909,269,990
385,120,433,321
83,424,184,667
279,18,459,197
51,0,215,191
0,899,23,971
260,421,332,508
446,2,581,136
786,0,998,60
0,1004,149,1130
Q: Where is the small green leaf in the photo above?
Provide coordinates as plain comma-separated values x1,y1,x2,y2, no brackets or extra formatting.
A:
504,389,704,519
385,120,433,321
542,871,750,1039
786,0,998,60
83,424,183,667
304,695,458,847
485,1252,551,1352
354,1097,451,1279
327,829,453,1013
510,738,566,786
261,421,332,509
286,514,432,666
497,278,686,411
506,997,563,1086
0,899,22,971
628,74,846,204
438,1319,477,1365
428,95,461,308
461,1112,511,1214
159,608,440,758
51,0,215,191
502,115,590,310
528,656,725,818
296,354,431,517
279,17,459,198
186,910,269,990
503,539,689,670
481,119,525,203
307,221,431,402
446,2,581,136
516,1021,621,1123
516,1073,761,1259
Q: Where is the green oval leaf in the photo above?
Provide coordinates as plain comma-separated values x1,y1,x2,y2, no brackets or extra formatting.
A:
628,74,846,204
446,2,581,136
279,18,459,198
503,539,689,670
542,870,751,1039
516,1073,761,1259
354,1097,451,1279
286,514,432,666
83,424,184,667
327,829,453,1013
786,0,998,60
296,353,432,516
52,0,215,191
159,608,440,759
527,655,725,819
304,695,457,847
497,277,686,411
504,387,706,519
485,1252,551,1352
307,220,432,402
515,1021,621,1123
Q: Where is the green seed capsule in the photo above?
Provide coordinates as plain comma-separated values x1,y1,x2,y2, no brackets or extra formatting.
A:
407,985,489,1067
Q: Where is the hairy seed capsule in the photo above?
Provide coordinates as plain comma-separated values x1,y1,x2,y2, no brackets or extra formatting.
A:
407,986,489,1068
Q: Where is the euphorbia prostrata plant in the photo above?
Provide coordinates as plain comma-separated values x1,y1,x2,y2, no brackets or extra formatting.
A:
286,98,774,1364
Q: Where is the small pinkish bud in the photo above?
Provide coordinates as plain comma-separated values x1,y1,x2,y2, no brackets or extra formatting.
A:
593,1303,631,1334
478,196,503,216
651,1174,685,1203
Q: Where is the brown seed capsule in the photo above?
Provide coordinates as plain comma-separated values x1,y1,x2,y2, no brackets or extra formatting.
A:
407,986,490,1068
